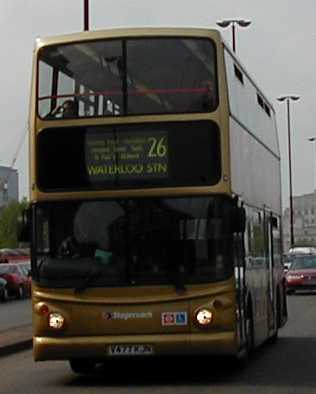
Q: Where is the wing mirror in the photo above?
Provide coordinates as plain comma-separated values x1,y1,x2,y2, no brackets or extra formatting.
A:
232,206,246,233
17,207,31,243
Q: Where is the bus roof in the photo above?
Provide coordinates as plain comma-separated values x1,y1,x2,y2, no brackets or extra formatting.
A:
35,26,222,48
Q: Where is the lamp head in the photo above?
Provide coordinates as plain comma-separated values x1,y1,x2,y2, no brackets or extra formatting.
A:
277,95,300,102
216,20,231,28
237,20,251,27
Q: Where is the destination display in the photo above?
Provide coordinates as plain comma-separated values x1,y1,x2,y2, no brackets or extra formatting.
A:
85,130,168,182
37,121,220,191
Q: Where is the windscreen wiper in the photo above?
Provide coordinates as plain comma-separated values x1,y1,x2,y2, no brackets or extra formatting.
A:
74,262,100,294
169,263,186,293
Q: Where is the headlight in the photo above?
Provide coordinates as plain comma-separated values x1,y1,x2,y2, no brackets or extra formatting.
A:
48,312,65,330
196,309,213,327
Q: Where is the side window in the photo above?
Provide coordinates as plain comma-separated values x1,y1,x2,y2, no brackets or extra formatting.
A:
272,216,282,268
58,72,75,98
248,209,265,267
36,207,50,255
38,61,54,117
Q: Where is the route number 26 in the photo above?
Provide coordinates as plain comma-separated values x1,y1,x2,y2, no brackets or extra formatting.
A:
147,137,167,158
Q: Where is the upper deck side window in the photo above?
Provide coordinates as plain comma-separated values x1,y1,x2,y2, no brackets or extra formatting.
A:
257,93,271,117
37,37,219,119
234,64,244,84
231,59,272,119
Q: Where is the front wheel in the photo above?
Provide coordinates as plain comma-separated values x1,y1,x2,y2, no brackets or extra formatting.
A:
1,287,8,302
235,306,254,365
245,309,254,354
69,359,96,375
17,285,25,299
269,293,280,344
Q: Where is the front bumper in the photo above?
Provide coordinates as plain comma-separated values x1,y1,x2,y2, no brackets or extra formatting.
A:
33,331,237,361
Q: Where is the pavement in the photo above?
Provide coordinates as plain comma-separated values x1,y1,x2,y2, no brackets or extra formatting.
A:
0,324,33,357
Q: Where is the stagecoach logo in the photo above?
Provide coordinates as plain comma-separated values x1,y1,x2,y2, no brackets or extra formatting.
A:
103,311,153,320
161,312,187,326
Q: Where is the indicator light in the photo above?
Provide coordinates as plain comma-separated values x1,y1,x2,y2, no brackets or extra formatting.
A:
34,302,49,315
38,304,49,315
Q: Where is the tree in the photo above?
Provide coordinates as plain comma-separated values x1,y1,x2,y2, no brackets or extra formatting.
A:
0,198,28,248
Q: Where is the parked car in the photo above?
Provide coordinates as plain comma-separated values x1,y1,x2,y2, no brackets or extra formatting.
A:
0,263,31,299
283,254,292,273
288,246,316,255
0,248,30,263
18,260,31,288
286,255,316,294
0,277,8,302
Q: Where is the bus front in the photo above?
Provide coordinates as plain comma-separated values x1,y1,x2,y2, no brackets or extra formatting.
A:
30,28,243,372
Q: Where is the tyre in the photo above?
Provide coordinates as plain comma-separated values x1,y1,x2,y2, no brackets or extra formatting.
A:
269,326,279,343
1,287,8,302
17,285,25,299
69,359,96,374
282,283,288,319
269,292,280,344
235,303,254,365
245,308,254,354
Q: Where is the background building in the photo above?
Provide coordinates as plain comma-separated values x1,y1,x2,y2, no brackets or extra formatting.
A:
0,166,19,208
283,191,316,251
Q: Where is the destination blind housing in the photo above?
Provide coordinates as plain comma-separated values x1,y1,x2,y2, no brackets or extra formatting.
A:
36,121,221,191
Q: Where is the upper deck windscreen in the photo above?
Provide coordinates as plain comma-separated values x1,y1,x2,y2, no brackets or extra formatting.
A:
37,37,218,118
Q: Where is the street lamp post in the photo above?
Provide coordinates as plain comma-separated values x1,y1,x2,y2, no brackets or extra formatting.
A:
308,137,316,191
277,95,300,247
84,0,89,31
216,19,251,52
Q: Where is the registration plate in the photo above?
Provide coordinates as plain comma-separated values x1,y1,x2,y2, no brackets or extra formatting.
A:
108,344,154,356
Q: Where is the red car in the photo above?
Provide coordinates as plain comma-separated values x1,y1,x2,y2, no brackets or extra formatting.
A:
0,263,31,299
0,248,29,264
286,255,316,294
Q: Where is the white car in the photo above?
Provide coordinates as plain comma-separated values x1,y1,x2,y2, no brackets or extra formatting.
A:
288,246,316,255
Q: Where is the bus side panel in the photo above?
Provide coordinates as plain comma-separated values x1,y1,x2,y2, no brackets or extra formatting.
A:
229,117,281,214
223,46,281,214
223,47,286,343
224,48,279,157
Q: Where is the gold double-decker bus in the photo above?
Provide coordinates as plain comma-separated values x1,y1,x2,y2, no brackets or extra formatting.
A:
26,27,287,373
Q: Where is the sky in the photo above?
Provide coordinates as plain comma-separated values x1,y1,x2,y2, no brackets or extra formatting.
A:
1,0,316,210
